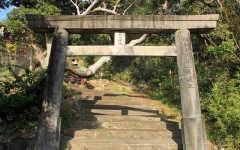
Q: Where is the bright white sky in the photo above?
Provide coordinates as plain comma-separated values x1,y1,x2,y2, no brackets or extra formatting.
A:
0,6,15,21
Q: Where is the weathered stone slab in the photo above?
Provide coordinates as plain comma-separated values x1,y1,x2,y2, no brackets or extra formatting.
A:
73,120,179,130
83,109,159,116
65,128,181,139
67,46,177,56
60,137,182,150
79,114,161,121
26,14,219,34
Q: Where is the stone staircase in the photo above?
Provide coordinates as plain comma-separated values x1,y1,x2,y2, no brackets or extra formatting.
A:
60,84,182,150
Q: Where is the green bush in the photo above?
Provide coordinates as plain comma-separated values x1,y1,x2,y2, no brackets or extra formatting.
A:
62,82,70,98
202,72,240,149
0,63,46,133
0,62,78,134
60,82,78,130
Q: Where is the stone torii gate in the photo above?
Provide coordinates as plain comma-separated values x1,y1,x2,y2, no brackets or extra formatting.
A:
26,14,219,150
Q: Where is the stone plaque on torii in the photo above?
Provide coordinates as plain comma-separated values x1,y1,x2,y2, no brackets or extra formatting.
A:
26,14,219,150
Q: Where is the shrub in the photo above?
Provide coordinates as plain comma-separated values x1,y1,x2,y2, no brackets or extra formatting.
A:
60,82,78,130
0,63,46,133
202,72,240,149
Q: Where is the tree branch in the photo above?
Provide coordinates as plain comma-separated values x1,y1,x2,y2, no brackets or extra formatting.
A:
90,0,122,15
88,56,111,75
216,0,222,8
231,33,240,50
128,34,150,46
91,7,118,14
81,0,99,15
201,34,217,47
123,3,133,15
70,0,80,15
113,0,120,12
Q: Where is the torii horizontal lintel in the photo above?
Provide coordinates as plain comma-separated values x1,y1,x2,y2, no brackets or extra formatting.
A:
26,14,219,34
67,46,177,56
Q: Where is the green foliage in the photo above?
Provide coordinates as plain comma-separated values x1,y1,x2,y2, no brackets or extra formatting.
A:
0,62,75,133
62,82,70,98
101,53,180,107
207,42,236,56
0,21,6,26
202,72,240,149
60,98,78,131
35,4,62,15
69,34,84,46
81,34,113,45
6,5,62,51
0,63,46,133
0,0,10,9
6,42,18,54
60,82,78,130
194,25,239,149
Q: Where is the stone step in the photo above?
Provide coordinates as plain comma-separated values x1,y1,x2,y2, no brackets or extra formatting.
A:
71,90,108,96
73,95,133,101
68,86,130,98
83,109,159,116
79,99,145,106
64,128,181,139
67,83,88,88
65,84,183,150
60,137,183,150
72,121,180,131
82,104,158,111
67,86,116,95
80,114,161,121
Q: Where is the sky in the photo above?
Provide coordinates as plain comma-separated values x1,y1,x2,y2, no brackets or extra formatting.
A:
0,6,15,21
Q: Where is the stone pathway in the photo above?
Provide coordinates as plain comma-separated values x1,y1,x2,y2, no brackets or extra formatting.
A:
60,84,182,150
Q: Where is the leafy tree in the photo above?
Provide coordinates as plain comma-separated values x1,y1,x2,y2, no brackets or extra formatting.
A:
0,0,10,9
5,4,62,68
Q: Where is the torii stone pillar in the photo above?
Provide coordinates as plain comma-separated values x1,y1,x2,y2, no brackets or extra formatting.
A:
175,29,206,150
36,28,68,150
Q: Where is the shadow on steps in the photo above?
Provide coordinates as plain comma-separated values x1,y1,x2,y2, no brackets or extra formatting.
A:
60,84,182,150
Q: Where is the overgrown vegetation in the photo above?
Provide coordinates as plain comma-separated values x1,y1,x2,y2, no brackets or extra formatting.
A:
202,73,240,148
60,82,78,131
0,63,45,134
0,63,77,135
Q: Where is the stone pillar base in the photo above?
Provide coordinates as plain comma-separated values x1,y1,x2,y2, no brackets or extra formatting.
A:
36,117,61,150
181,117,207,150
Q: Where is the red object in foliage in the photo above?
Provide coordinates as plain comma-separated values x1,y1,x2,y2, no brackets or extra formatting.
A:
80,78,84,85
67,71,84,85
